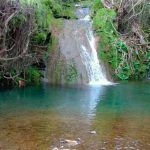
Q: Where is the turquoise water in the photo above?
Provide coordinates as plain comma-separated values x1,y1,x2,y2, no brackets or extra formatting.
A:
0,81,150,149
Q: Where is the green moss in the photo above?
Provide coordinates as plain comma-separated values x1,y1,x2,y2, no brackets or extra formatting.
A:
65,64,78,83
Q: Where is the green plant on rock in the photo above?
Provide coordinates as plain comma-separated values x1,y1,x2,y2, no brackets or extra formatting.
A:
65,64,78,83
25,67,41,85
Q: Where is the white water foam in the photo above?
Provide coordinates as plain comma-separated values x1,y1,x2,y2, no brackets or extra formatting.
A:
80,15,90,21
80,15,113,85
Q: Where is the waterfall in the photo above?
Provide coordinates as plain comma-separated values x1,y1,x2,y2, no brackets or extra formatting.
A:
58,5,112,85
78,10,112,85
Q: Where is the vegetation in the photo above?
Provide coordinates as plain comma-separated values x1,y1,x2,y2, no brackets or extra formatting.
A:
0,0,76,87
92,0,150,80
65,64,78,83
0,0,149,87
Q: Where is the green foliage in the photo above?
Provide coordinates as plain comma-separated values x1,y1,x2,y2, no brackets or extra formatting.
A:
43,0,76,19
10,13,27,26
132,50,149,79
92,0,103,12
93,8,116,30
33,32,47,44
92,0,149,80
92,3,119,78
25,67,41,85
63,7,76,18
0,67,41,87
116,63,131,80
35,6,53,30
31,0,75,46
65,64,78,83
116,40,128,52
0,0,78,88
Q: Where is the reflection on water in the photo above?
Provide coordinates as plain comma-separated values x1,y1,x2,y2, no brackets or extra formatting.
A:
0,85,104,119
0,82,150,149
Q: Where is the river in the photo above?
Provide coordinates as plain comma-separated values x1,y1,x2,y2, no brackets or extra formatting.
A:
0,81,150,149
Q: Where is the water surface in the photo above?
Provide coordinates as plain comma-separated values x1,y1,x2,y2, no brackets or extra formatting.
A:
0,81,150,149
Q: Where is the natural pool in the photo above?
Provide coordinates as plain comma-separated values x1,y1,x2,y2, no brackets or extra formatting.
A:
0,81,150,150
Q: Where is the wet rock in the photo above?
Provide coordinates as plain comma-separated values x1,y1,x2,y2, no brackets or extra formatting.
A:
60,138,81,147
115,147,122,150
89,130,96,134
52,148,59,150
100,148,106,150
103,141,108,144
52,146,76,150
129,147,135,150
18,80,25,87
124,146,135,149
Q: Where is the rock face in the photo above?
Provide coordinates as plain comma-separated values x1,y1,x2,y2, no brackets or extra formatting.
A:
47,47,67,84
59,19,89,84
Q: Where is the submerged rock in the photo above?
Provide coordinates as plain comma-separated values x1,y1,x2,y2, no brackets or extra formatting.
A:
60,138,81,147
52,146,76,150
52,148,59,150
89,130,96,134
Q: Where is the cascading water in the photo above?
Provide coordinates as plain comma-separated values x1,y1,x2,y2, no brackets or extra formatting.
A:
58,5,112,85
77,6,112,85
80,16,111,85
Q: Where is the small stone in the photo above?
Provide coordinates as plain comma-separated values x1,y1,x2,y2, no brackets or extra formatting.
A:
124,147,128,149
60,138,81,147
100,147,106,150
64,139,79,146
116,148,122,150
89,131,96,134
103,141,108,144
52,147,59,150
129,147,135,149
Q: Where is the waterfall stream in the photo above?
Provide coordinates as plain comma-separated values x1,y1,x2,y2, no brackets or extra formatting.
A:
59,5,112,85
80,15,111,85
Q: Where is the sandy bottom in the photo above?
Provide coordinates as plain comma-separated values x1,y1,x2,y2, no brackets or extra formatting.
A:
0,110,150,150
